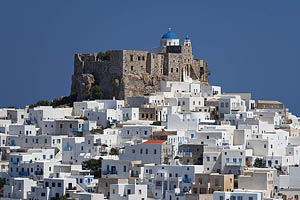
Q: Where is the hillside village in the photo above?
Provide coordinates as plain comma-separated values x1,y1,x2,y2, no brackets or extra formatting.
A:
0,30,300,200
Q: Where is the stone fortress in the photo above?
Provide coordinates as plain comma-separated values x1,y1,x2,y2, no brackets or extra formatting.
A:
71,28,210,101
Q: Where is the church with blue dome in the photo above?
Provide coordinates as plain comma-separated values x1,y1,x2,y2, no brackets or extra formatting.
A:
160,28,180,47
161,29,179,39
71,28,209,102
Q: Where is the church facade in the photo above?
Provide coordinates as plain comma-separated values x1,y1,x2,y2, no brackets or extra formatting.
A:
71,29,210,101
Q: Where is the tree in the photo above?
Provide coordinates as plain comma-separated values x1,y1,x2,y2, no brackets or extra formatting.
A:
84,85,104,100
109,148,119,155
253,158,266,168
246,159,252,167
59,195,68,200
29,100,51,108
151,121,161,126
0,178,6,197
82,158,103,178
96,51,111,61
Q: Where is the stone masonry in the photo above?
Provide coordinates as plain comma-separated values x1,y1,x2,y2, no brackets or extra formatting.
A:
71,38,210,102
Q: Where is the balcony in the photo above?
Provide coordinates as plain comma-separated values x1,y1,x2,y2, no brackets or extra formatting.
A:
123,116,130,121
66,186,77,191
225,162,243,167
178,152,192,157
35,171,43,175
102,170,118,175
183,177,192,183
19,171,29,176
72,128,83,133
130,173,139,178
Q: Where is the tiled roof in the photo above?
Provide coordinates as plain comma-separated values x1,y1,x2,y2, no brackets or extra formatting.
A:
143,140,166,144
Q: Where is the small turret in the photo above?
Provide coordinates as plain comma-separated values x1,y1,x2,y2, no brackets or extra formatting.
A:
184,35,191,47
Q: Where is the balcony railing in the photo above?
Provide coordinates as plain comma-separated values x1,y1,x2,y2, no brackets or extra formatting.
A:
131,173,139,177
225,162,243,166
178,152,192,157
72,128,83,133
102,170,118,175
18,171,29,176
183,177,192,183
35,171,43,175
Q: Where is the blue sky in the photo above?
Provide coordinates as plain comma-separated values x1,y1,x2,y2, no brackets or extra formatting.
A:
1,1,300,115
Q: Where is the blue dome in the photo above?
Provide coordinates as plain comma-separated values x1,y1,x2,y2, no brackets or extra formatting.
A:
161,31,178,39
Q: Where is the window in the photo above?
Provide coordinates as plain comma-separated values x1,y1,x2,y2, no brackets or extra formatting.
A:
52,182,55,187
171,68,173,73
58,182,62,187
219,196,224,200
213,156,217,161
225,102,229,107
206,157,210,161
132,149,135,154
41,192,46,197
60,124,63,129
131,66,134,71
130,55,133,61
146,149,148,154
154,149,157,154
123,166,126,172
221,103,224,108
140,149,143,154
